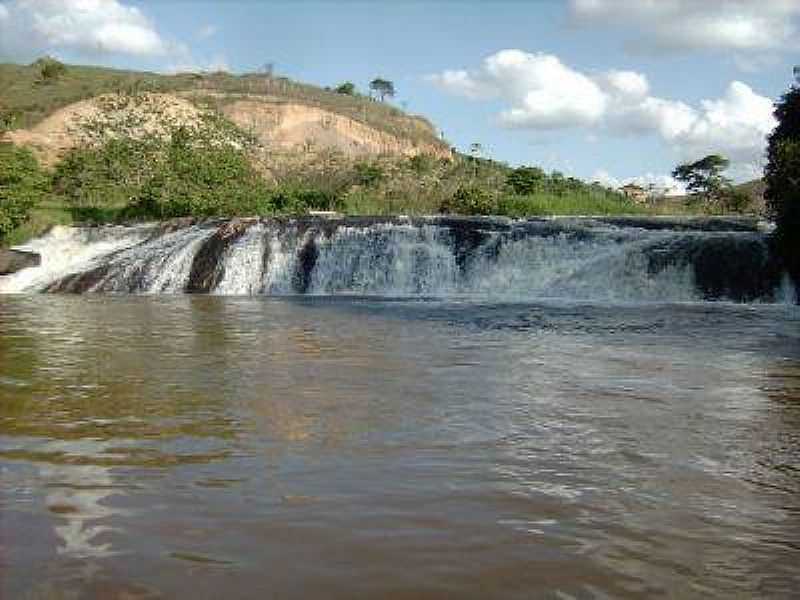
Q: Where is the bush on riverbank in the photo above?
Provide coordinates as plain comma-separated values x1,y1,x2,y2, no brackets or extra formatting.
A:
0,144,48,240
52,126,353,221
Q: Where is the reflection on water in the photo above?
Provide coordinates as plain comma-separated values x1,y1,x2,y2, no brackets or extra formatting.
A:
1,296,799,599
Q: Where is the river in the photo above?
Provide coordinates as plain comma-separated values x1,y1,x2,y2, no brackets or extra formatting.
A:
1,218,799,598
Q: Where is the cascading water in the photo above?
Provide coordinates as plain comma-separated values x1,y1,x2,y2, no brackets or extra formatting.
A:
0,216,793,303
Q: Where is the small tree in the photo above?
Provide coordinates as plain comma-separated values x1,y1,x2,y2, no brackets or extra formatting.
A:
507,166,545,195
0,103,16,135
441,185,497,215
468,142,483,177
335,82,356,95
353,162,384,187
34,56,67,83
672,154,731,204
0,146,47,239
369,78,395,102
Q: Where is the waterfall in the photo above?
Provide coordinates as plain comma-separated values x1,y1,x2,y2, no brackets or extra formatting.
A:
1,216,794,303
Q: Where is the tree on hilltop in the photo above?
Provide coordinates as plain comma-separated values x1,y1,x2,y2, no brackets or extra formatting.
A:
369,78,395,102
335,81,356,95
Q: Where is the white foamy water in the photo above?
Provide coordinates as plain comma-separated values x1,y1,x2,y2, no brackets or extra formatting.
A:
1,218,795,303
308,224,459,296
215,224,267,295
0,225,151,293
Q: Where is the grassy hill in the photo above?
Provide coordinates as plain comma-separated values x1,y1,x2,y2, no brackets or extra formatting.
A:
0,60,446,150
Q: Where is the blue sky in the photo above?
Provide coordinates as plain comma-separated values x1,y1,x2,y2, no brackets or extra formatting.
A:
1,1,798,191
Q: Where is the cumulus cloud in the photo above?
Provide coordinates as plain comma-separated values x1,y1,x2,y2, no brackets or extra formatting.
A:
592,170,687,197
569,0,800,54
430,50,606,128
428,50,777,176
0,0,173,59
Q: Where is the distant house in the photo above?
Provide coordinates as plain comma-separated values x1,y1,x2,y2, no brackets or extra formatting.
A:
620,183,648,204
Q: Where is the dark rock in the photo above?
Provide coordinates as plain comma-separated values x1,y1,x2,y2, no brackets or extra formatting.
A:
292,230,319,293
186,219,254,293
598,216,762,232
0,249,41,275
45,264,111,293
645,233,783,302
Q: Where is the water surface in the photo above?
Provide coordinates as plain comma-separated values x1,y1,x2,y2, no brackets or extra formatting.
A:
1,296,799,598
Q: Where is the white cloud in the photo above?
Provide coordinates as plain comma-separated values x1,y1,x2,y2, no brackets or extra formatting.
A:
0,0,172,59
429,50,607,129
569,0,800,55
0,4,8,20
429,50,777,178
668,81,777,164
593,170,687,196
426,68,495,101
599,70,649,99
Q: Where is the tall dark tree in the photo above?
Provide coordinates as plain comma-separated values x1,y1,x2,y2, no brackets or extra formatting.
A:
369,78,395,102
765,68,800,284
672,154,731,204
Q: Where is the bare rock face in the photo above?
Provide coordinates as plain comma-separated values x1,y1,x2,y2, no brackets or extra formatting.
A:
0,249,40,275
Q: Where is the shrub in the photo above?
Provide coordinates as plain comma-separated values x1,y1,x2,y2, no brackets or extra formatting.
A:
34,57,67,84
506,166,545,195
334,82,356,95
52,137,158,222
124,127,271,218
0,105,17,134
55,127,272,221
408,154,436,175
354,162,384,187
0,145,47,239
719,187,752,213
441,185,497,215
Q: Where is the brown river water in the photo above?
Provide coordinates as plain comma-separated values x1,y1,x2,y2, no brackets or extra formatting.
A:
1,295,799,599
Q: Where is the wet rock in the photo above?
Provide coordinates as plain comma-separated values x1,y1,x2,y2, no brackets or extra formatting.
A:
0,249,41,275
45,264,111,293
292,230,319,294
599,216,762,232
645,233,783,302
186,219,254,293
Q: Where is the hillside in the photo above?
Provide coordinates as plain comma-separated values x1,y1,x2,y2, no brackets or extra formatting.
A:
664,179,767,214
0,61,450,165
